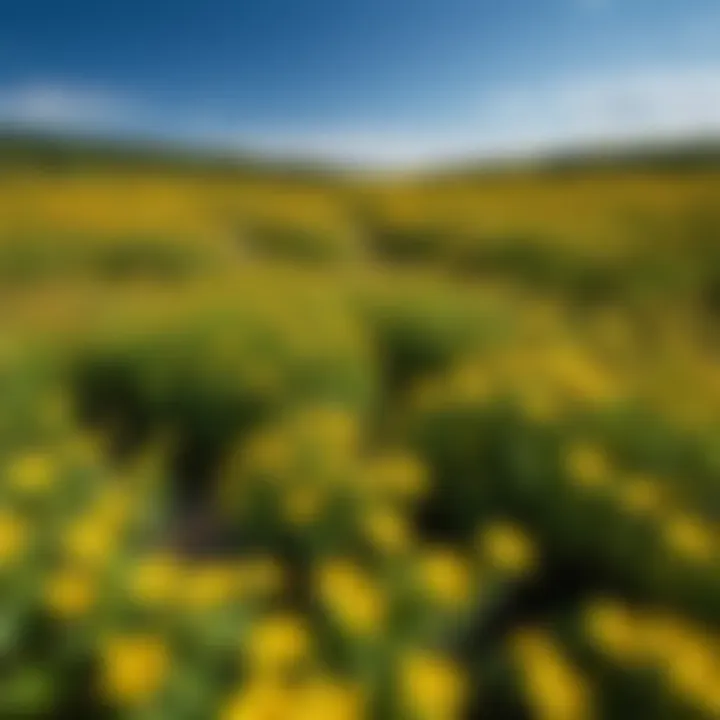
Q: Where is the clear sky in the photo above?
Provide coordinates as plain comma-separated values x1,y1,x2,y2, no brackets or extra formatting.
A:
1,0,719,165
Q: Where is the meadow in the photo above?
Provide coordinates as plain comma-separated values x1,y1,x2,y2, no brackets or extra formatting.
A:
0,142,719,719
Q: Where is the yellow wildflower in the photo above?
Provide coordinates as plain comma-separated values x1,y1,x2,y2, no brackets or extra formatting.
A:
616,475,666,517
0,511,27,567
665,637,719,707
664,514,716,563
246,613,312,676
478,521,538,577
565,443,611,489
399,650,468,720
90,486,135,534
364,452,428,503
64,516,115,567
583,599,643,665
128,553,181,606
295,406,360,459
45,567,96,619
316,559,386,636
183,563,238,608
511,629,594,720
8,451,54,495
553,346,616,404
222,680,293,720
362,507,413,555
418,548,472,608
294,676,365,720
100,635,169,706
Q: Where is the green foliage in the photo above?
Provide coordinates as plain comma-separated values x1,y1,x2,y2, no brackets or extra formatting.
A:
1,150,720,718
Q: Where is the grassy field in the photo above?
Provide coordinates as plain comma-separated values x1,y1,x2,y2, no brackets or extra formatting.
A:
1,141,719,719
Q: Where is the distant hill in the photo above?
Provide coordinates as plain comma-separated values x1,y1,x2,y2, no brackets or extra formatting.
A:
0,128,346,181
428,137,720,180
1,127,719,179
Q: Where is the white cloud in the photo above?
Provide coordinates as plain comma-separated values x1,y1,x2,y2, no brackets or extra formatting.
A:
1,65,719,168
480,65,720,143
207,65,720,168
0,83,132,129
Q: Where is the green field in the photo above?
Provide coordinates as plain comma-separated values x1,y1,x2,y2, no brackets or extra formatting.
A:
1,136,719,719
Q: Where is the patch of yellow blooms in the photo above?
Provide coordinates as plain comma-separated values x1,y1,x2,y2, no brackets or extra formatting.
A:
45,566,97,619
362,506,413,556
583,599,720,714
99,634,170,707
399,648,469,720
477,520,538,577
315,559,387,637
8,451,55,495
222,675,365,720
511,628,594,720
565,443,612,490
0,510,28,567
418,548,473,609
246,613,313,678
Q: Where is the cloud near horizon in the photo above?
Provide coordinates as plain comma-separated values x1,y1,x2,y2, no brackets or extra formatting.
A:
0,83,135,130
1,64,719,167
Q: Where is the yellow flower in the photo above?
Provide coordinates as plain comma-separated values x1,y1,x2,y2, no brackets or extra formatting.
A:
8,452,54,495
316,559,386,636
418,548,472,608
92,483,134,530
582,599,643,665
552,346,616,404
128,553,181,606
399,650,468,720
222,681,293,720
702,686,720,717
362,507,413,555
246,613,312,676
183,563,238,608
663,514,716,563
665,638,719,707
565,443,611,489
64,516,116,567
100,635,169,706
477,521,538,577
616,476,666,517
45,567,96,619
295,406,360,459
364,452,428,503
293,676,365,720
511,629,594,720
0,511,28,567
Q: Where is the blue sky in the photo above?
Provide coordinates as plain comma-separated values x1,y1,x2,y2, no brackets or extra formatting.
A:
1,0,719,165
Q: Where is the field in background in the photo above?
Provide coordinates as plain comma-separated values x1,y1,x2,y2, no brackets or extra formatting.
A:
1,139,719,719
